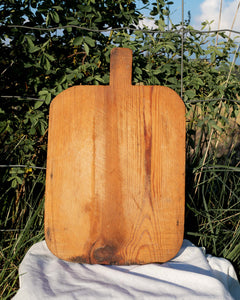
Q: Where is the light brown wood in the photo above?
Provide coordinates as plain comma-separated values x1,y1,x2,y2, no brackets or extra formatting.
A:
45,47,185,265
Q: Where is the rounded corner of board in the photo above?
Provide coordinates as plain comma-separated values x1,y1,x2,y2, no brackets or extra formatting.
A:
164,86,184,100
162,239,184,263
165,86,186,112
176,237,184,253
49,86,77,107
174,236,185,257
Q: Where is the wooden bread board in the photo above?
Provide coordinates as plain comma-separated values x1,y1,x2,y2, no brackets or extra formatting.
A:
45,47,185,264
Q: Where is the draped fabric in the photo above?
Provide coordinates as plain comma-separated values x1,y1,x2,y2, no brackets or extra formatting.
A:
13,240,240,299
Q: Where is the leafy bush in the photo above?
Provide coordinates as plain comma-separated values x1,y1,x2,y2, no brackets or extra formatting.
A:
1,1,239,298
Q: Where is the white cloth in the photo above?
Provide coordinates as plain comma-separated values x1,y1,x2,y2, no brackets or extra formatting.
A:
13,239,240,300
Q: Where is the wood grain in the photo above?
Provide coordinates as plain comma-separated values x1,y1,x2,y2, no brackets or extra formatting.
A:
45,47,185,264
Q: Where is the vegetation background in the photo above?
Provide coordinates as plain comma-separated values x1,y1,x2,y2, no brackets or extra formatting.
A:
1,0,240,298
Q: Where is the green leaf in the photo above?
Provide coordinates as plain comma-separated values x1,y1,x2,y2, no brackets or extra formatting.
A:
51,11,60,23
84,43,89,55
46,12,50,26
86,75,94,82
66,26,72,33
16,176,23,185
11,179,17,188
25,36,35,50
150,6,158,16
211,52,216,62
84,36,95,47
153,68,163,75
56,84,63,93
29,46,41,53
215,48,223,57
73,36,83,46
44,58,51,70
52,5,64,10
196,78,204,86
167,77,177,84
30,126,36,135
185,89,196,99
135,67,142,75
24,62,33,68
38,90,49,98
44,53,55,62
34,101,44,109
45,93,51,105
93,75,104,83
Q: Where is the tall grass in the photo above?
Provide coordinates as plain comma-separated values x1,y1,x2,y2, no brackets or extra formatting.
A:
0,170,45,299
185,101,240,276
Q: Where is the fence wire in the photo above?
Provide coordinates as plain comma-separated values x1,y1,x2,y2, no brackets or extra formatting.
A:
5,24,240,36
0,164,46,170
2,96,240,104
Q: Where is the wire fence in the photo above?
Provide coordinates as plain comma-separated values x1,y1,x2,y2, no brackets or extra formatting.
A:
1,0,240,173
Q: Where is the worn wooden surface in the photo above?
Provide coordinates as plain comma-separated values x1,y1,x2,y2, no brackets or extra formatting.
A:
45,48,185,264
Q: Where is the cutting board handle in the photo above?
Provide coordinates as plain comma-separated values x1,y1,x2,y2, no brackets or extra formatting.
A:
110,48,132,87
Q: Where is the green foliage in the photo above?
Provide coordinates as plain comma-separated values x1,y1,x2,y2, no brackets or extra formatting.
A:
1,0,240,297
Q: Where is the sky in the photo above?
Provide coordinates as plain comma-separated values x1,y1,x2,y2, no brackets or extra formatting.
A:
139,0,240,33
175,0,240,30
